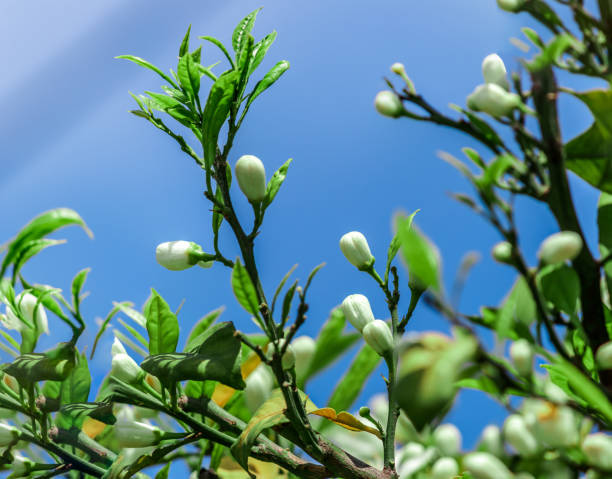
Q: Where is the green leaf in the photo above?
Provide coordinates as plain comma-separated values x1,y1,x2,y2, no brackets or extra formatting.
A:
236,34,255,95
303,307,360,383
178,53,201,98
262,158,292,210
202,70,240,168
528,33,583,71
397,216,441,291
56,353,92,429
155,463,170,479
1,208,92,278
565,89,612,194
325,343,380,414
179,25,191,58
496,276,537,339
280,280,298,323
11,239,66,281
112,301,146,328
231,259,260,318
450,104,504,148
386,210,418,283
537,264,580,315
249,31,277,74
4,342,76,384
599,193,612,299
184,307,224,352
199,36,235,69
245,60,290,110
71,268,90,314
232,8,261,55
59,402,115,425
270,264,297,316
115,55,179,89
231,389,315,476
543,359,612,424
145,289,179,355
141,322,244,389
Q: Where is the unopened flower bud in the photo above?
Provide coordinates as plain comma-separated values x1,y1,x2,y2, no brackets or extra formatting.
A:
583,433,612,471
509,339,533,377
244,365,274,412
156,241,211,271
492,241,513,264
497,0,525,12
402,441,425,459
596,341,612,370
479,424,505,457
433,423,462,455
537,231,582,265
340,231,374,269
12,455,35,476
467,83,522,117
482,54,509,90
503,414,538,457
111,337,127,356
341,294,375,332
524,400,579,448
111,353,145,385
374,90,404,118
115,420,163,448
390,62,405,75
7,292,49,335
292,336,316,378
362,319,394,357
266,340,295,370
359,406,371,417
0,422,19,446
431,457,459,479
463,452,513,479
235,154,266,202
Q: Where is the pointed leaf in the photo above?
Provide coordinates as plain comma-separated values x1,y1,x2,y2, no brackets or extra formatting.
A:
262,158,292,210
245,60,289,110
116,55,179,89
231,259,260,317
145,289,179,355
232,8,261,55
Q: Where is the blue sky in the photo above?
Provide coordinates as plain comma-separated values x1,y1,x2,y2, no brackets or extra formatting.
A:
0,0,603,456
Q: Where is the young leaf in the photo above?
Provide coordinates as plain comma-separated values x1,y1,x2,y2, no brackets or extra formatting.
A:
385,209,418,283
177,53,201,98
262,158,292,210
537,264,580,315
245,60,290,110
144,289,179,355
56,353,91,429
179,25,191,58
184,306,224,352
280,280,298,323
232,8,261,55
231,259,260,317
249,31,277,74
115,55,179,89
397,216,441,291
71,268,90,314
199,36,235,69
1,208,92,278
270,264,298,316
11,239,66,281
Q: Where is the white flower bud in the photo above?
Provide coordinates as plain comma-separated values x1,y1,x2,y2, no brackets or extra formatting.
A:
479,424,505,457
339,231,374,269
433,423,462,456
537,231,583,264
524,400,579,447
244,365,274,412
463,452,513,479
266,340,295,370
390,62,406,75
467,83,521,117
155,240,208,271
492,241,513,264
0,422,18,446
111,353,145,384
374,90,404,118
596,341,612,370
431,457,459,479
341,294,375,332
115,420,162,448
12,455,35,476
482,54,509,90
582,433,612,471
503,414,538,457
497,0,525,12
112,337,128,356
235,154,266,202
509,339,534,377
292,336,316,378
401,441,425,460
363,319,394,357
7,292,49,335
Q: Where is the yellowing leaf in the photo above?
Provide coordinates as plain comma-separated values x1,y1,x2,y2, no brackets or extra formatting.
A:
218,456,287,479
310,407,382,438
82,417,106,439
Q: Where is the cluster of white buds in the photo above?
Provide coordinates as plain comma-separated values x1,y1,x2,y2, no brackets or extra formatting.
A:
111,337,145,384
4,292,49,335
155,240,214,271
467,53,524,117
340,231,375,270
341,294,393,357
537,231,583,264
235,154,267,202
497,0,525,12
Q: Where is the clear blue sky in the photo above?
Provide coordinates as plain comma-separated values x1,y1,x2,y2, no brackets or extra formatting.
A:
0,0,601,454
